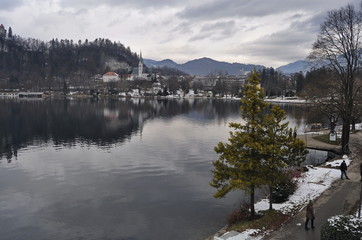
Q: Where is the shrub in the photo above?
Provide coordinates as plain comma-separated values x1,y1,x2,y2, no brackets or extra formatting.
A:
227,210,243,227
321,215,362,240
227,203,251,226
272,171,298,203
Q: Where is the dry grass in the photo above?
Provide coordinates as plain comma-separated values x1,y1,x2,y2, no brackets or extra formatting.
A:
227,209,290,235
313,134,341,145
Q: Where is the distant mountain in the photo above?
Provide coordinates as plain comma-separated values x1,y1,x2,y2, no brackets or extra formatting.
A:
144,57,265,76
144,59,179,69
276,60,311,74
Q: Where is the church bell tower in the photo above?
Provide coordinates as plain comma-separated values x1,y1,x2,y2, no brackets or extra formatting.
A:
138,51,143,78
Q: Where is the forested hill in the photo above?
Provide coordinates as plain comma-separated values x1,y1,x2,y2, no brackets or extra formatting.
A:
0,28,140,90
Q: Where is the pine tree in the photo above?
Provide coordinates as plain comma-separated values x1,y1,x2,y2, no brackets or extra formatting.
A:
210,70,307,217
7,27,13,39
262,105,307,209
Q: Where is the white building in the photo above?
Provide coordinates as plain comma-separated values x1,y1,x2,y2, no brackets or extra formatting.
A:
103,72,120,82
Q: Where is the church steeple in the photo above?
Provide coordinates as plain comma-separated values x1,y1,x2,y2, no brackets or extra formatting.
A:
138,51,143,77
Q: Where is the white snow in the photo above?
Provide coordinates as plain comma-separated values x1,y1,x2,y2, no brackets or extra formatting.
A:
214,156,351,240
214,229,263,240
264,97,307,103
325,155,351,168
327,215,362,234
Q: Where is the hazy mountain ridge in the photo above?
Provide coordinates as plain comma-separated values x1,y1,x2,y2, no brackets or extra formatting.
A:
276,60,311,74
144,57,265,76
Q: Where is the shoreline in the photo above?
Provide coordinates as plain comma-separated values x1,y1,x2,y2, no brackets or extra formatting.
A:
0,92,308,104
208,130,361,240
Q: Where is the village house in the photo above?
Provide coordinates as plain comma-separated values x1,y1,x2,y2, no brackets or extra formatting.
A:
192,75,247,91
103,72,120,82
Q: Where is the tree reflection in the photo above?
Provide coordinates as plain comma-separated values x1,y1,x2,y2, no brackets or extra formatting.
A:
0,98,320,162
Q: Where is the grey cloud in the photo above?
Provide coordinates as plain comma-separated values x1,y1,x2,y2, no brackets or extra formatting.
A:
170,22,193,35
288,12,326,35
200,20,235,32
177,0,359,21
1,0,23,10
189,32,210,41
189,20,237,41
59,0,189,9
230,16,322,64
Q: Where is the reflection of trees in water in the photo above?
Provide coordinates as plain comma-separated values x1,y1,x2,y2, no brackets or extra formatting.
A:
273,103,329,129
0,99,323,162
0,98,241,161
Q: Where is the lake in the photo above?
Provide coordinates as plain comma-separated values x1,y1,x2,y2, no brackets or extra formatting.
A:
0,98,328,240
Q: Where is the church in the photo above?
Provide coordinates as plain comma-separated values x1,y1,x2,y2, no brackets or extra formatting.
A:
128,52,149,81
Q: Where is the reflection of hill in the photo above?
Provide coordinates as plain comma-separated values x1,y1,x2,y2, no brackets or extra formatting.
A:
0,98,318,162
0,98,239,161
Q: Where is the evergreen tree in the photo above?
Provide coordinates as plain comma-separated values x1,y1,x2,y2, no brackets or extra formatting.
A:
63,80,69,95
7,27,12,39
262,105,307,209
210,70,307,217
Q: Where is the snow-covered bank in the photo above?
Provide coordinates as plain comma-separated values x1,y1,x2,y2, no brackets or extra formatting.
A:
214,156,350,240
264,97,307,104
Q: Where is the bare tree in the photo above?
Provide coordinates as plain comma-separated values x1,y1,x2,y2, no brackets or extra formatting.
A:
302,68,340,132
308,3,362,153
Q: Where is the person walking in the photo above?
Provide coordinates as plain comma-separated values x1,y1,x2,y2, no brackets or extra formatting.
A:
340,160,349,180
305,200,315,230
360,163,362,182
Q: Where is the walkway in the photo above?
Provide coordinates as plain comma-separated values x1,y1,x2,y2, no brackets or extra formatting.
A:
264,131,362,240
297,132,341,154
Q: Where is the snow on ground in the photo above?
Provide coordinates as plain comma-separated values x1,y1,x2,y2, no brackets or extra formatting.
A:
325,155,351,168
214,229,263,240
355,123,362,130
214,156,350,240
264,97,307,103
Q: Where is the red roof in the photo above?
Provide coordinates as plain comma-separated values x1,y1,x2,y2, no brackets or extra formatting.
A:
103,72,118,76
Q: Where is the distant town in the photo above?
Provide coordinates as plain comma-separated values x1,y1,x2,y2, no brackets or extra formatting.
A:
0,24,308,99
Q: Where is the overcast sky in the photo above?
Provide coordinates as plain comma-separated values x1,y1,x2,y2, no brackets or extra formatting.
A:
0,0,360,68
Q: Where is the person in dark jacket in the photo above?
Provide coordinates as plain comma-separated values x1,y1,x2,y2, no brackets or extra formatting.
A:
340,160,349,180
360,163,362,182
305,200,315,230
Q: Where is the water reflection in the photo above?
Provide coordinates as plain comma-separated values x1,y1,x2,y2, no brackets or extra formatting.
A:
0,98,327,163
0,98,331,240
305,149,336,166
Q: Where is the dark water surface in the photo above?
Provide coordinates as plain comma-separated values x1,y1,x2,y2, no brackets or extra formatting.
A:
0,98,327,240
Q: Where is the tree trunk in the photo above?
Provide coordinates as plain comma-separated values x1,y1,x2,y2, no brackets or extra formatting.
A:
269,186,273,210
341,119,351,154
250,185,255,218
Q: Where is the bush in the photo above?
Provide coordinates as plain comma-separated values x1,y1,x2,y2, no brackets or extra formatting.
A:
227,203,251,226
227,210,243,227
321,215,362,240
272,172,298,203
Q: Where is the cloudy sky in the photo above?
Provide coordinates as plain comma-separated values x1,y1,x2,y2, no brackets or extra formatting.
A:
0,0,360,67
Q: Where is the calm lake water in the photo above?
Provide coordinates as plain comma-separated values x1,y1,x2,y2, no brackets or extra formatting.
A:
0,98,328,240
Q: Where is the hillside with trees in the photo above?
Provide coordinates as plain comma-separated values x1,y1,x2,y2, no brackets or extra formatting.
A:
0,26,140,91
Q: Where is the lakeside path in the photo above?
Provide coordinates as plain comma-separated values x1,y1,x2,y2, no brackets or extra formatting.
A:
263,131,362,240
297,132,341,154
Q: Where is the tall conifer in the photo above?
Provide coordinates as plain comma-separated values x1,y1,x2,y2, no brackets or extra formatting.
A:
210,70,307,217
